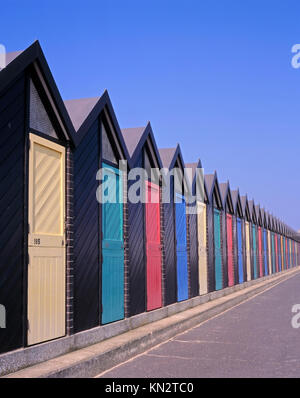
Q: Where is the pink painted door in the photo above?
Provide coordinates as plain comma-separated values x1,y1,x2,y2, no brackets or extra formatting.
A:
145,181,162,311
227,214,234,286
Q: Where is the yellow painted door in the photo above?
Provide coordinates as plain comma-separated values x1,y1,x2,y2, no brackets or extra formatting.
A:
197,202,208,295
27,133,66,346
245,221,251,281
267,230,272,275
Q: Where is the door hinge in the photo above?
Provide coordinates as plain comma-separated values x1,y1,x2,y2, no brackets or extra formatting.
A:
27,319,30,331
28,223,30,234
27,253,30,265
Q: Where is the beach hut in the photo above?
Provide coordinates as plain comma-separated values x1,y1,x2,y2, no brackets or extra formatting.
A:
261,209,269,276
66,92,130,329
255,205,264,278
0,42,76,353
248,200,259,279
241,196,252,281
159,145,190,303
185,160,209,296
205,173,223,291
219,182,234,287
231,190,244,284
120,124,163,315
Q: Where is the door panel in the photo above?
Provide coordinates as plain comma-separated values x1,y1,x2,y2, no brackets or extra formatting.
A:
175,193,188,301
227,214,234,286
214,209,222,290
101,163,124,324
278,235,282,271
237,218,243,283
197,202,208,295
245,221,251,281
252,226,257,279
258,227,263,277
145,181,162,311
28,133,65,346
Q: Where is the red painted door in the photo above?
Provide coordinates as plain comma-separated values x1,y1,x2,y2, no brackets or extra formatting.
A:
227,214,234,286
258,227,263,277
145,181,162,311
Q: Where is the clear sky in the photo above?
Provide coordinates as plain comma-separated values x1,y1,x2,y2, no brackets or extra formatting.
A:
1,0,299,230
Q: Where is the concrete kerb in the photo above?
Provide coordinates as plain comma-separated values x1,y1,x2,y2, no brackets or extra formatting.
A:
3,266,300,378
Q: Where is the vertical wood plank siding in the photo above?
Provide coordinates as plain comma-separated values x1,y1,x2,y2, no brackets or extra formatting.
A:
0,74,26,354
73,119,100,332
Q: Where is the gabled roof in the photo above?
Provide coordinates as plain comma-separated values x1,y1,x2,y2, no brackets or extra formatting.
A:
65,97,100,132
240,195,251,221
204,171,223,209
65,90,130,161
159,145,185,170
231,189,243,217
255,204,262,226
121,122,162,169
0,41,75,145
185,160,208,203
248,200,257,224
219,181,234,213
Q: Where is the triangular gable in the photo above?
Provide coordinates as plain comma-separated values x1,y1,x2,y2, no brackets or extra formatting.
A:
159,144,192,197
219,182,234,214
248,200,257,224
231,189,243,218
241,195,251,222
121,122,162,170
255,205,262,226
0,41,75,145
204,172,222,210
185,160,208,203
66,90,129,163
29,79,57,138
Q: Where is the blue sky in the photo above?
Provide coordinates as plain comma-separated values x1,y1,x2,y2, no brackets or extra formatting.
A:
1,0,299,229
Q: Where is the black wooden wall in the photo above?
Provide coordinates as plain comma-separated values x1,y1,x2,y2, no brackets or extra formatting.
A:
163,178,177,305
127,153,146,316
0,74,26,354
73,119,100,332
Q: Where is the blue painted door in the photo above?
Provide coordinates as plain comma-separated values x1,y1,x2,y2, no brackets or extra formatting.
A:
214,209,222,290
175,193,188,301
101,163,124,324
263,229,268,275
252,225,257,279
237,218,243,284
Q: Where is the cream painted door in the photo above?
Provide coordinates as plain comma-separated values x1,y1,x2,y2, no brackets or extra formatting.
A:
197,201,208,295
27,133,66,346
245,221,251,281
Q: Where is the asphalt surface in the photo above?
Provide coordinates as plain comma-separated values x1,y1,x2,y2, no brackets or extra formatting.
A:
97,272,300,378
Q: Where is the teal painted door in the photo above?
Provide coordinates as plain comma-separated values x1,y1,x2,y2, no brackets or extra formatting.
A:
175,193,189,301
101,163,124,324
214,209,222,290
252,225,257,279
